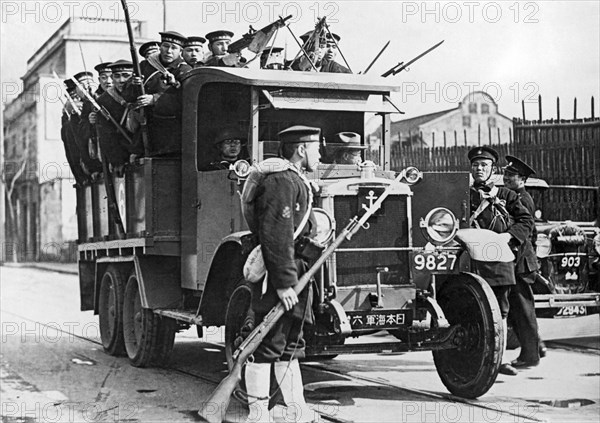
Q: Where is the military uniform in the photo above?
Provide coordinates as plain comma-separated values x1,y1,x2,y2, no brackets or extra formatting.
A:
319,59,351,73
60,85,87,185
468,147,535,318
243,126,321,423
96,61,138,173
122,32,191,156
504,156,541,366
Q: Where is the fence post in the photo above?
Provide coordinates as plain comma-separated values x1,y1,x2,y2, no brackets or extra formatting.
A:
573,97,577,120
592,96,595,119
478,123,481,146
538,94,542,123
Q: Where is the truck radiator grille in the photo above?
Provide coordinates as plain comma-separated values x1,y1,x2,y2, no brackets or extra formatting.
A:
333,196,410,286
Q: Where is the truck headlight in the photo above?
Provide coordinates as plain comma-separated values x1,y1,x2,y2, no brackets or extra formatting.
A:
536,233,552,258
400,166,422,185
594,232,600,256
419,207,458,246
313,208,335,245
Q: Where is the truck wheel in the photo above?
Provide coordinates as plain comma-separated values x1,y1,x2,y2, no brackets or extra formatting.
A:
122,272,176,367
98,265,125,356
225,281,255,370
432,273,502,399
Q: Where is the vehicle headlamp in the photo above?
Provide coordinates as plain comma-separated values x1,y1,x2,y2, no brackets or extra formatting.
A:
400,166,422,185
231,160,252,178
594,232,600,256
312,207,335,245
535,233,552,258
419,207,458,246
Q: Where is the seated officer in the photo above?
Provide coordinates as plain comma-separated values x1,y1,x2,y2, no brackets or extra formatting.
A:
182,36,206,67
260,46,285,70
328,132,366,164
208,126,248,170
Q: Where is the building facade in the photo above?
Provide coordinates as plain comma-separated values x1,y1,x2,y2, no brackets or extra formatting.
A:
390,91,513,147
2,17,149,262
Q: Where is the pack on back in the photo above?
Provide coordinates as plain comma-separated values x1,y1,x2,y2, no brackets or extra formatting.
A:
241,157,292,233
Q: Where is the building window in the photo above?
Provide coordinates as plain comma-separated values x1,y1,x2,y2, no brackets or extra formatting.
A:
463,116,471,127
481,104,490,114
468,103,477,113
488,117,496,127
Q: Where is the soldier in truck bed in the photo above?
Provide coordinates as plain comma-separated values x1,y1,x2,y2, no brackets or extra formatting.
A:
94,60,141,177
122,31,191,156
60,79,87,186
468,146,535,376
292,31,351,73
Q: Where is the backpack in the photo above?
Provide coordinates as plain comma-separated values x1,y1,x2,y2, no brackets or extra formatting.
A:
241,158,292,233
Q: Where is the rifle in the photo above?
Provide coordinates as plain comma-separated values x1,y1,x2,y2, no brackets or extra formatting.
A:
120,0,150,155
197,170,408,423
228,15,293,55
361,40,390,74
381,40,444,77
288,16,327,71
69,76,134,144
52,70,81,117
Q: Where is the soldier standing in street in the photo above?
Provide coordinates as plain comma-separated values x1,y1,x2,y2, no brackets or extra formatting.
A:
503,155,546,366
468,146,535,376
243,125,321,423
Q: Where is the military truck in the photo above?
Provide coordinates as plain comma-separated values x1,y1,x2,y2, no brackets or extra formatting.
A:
77,67,506,398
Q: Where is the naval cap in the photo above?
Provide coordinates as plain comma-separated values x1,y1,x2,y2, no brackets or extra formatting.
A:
73,71,94,81
94,62,112,74
278,125,321,144
184,36,207,47
108,59,133,73
468,146,499,163
504,155,536,177
159,31,186,46
205,30,234,44
139,41,160,57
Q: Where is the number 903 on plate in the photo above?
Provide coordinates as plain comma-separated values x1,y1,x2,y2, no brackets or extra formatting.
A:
411,250,460,274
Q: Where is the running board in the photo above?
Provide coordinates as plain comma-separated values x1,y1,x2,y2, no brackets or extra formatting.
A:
154,309,203,325
534,293,600,309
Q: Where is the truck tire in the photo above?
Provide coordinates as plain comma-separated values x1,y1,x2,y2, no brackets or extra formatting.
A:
225,281,255,370
98,265,125,356
122,272,176,367
432,272,502,399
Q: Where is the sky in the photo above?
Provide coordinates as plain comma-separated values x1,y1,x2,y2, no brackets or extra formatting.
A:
1,0,599,121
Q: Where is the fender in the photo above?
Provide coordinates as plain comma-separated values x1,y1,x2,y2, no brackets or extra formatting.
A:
455,228,515,263
199,231,252,326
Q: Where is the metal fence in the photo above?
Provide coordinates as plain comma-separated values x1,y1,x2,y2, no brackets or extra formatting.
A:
388,96,599,222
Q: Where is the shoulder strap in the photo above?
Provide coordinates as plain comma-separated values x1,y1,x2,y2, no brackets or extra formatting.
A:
293,173,313,239
469,197,491,227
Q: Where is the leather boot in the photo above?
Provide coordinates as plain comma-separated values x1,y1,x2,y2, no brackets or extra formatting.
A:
244,362,273,423
273,360,319,423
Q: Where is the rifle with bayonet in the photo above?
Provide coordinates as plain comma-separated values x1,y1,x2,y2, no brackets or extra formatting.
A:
69,76,134,144
120,0,150,155
228,15,293,55
381,40,444,77
197,170,408,423
288,16,328,71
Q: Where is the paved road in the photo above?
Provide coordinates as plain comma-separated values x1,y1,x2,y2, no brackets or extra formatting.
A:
1,265,599,422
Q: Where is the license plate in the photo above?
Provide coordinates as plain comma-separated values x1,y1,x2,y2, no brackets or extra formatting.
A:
555,305,587,318
412,251,459,274
347,310,412,329
554,254,587,282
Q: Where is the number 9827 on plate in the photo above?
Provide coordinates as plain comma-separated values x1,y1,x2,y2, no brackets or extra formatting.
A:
411,251,460,274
